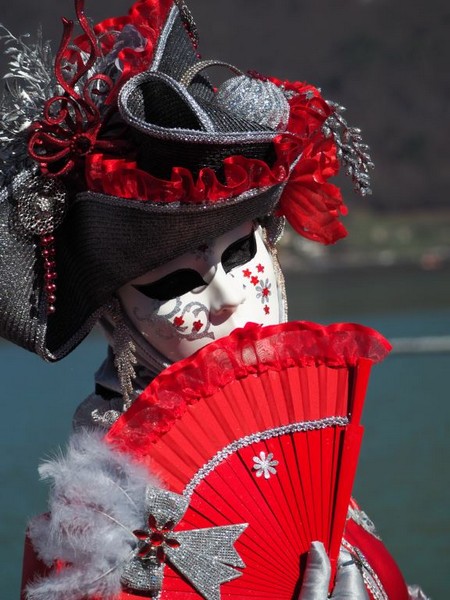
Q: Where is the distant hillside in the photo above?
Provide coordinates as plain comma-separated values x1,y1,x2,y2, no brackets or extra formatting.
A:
1,0,449,211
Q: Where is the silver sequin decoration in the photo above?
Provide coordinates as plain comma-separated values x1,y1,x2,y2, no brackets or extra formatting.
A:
113,328,137,413
215,75,290,131
121,487,247,599
13,170,66,236
122,553,163,596
322,100,375,197
147,486,189,527
169,526,246,600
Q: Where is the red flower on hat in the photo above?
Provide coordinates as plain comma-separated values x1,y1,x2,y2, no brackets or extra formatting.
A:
277,137,348,245
264,77,348,244
266,77,333,138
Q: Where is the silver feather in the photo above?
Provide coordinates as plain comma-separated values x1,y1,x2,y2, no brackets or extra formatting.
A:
323,100,375,197
0,25,55,186
0,21,149,191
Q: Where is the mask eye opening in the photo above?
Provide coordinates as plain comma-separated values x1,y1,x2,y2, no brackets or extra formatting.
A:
133,268,207,301
221,228,257,274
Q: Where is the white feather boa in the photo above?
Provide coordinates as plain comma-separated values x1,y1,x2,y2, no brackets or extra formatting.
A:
26,430,160,600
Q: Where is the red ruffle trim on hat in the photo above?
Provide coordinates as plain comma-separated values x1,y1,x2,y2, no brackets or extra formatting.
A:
86,152,289,204
86,78,349,244
106,321,391,456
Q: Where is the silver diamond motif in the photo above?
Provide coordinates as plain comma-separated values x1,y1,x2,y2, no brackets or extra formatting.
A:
215,75,290,131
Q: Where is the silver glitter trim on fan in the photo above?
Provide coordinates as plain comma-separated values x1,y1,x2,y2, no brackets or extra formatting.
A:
322,100,375,197
215,75,290,131
121,486,247,599
341,539,388,600
184,416,349,498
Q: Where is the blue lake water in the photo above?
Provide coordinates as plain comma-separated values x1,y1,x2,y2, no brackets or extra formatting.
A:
1,266,449,598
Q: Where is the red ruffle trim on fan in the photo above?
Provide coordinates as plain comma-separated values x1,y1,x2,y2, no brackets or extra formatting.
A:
106,321,391,454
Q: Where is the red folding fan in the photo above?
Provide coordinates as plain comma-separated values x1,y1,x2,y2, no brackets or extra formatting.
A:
107,321,391,599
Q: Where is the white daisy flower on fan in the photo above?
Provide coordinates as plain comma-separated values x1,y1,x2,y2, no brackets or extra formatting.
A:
252,451,279,479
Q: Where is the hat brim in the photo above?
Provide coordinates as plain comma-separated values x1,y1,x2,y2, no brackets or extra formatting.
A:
44,183,284,359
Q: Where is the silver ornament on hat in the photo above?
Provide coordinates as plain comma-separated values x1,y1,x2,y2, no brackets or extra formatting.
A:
215,75,290,131
180,60,290,132
13,169,67,237
322,100,375,197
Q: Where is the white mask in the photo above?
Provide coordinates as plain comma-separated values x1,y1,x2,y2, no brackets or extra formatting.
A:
117,222,282,363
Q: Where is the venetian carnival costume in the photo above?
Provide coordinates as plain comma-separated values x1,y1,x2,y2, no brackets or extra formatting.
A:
0,1,428,599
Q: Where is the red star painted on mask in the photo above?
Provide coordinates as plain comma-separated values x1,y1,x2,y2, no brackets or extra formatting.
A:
193,320,203,332
251,276,259,286
257,264,265,273
264,306,270,315
173,316,185,327
243,268,252,278
262,287,270,297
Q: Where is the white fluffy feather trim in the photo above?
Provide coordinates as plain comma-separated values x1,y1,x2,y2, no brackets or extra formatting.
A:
26,430,160,600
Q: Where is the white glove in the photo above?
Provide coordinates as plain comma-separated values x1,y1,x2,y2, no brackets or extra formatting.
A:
298,541,369,600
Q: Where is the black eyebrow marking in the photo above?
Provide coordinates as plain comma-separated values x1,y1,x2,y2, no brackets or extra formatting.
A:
221,229,257,273
133,269,207,301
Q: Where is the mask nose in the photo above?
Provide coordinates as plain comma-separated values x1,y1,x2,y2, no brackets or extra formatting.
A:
208,268,246,318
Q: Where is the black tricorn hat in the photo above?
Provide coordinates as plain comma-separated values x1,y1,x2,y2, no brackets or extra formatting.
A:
0,0,372,360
